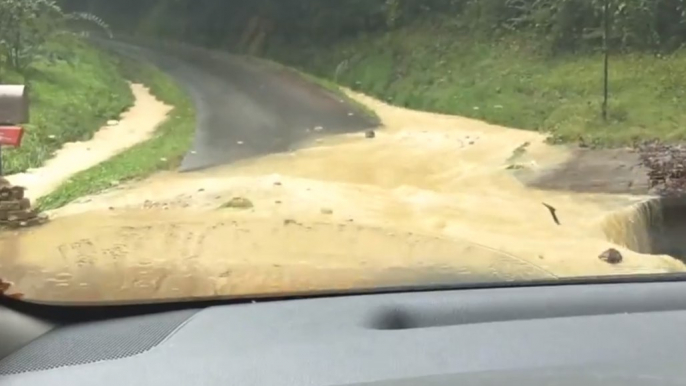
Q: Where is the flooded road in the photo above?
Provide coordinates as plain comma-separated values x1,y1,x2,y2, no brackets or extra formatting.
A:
2,88,682,303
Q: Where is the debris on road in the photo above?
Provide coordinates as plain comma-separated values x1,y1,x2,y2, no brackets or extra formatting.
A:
599,248,623,264
321,208,334,215
221,197,254,210
638,140,686,196
542,203,561,225
365,130,376,139
284,218,300,226
0,278,24,300
0,182,48,229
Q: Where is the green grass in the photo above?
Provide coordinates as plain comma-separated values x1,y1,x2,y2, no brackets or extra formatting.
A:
37,55,195,211
265,22,686,147
1,38,134,174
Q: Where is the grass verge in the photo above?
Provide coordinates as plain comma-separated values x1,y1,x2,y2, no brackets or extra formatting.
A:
265,21,686,147
37,54,195,211
249,56,380,124
1,37,133,174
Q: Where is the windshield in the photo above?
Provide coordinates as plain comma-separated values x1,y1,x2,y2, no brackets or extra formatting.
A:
1,0,685,304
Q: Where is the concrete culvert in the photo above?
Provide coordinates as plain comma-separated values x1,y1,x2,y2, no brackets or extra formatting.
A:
602,197,686,262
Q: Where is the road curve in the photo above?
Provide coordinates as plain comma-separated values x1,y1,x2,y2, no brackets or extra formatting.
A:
96,39,379,171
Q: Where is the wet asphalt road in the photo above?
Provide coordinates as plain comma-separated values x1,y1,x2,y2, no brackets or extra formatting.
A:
96,39,379,171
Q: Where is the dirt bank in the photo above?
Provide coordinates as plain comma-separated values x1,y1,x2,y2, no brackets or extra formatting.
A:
6,83,172,202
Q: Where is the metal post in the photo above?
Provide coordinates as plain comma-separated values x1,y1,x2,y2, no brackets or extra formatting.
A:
602,0,610,121
0,121,7,177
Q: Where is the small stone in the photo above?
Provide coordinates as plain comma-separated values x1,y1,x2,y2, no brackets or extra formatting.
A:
599,248,623,264
221,197,254,210
365,130,376,139
274,181,282,186
321,208,334,215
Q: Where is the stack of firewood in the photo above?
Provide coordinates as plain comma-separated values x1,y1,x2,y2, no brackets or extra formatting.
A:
0,178,47,228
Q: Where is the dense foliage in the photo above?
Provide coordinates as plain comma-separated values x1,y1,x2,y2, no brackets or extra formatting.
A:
53,0,686,148
61,0,686,54
0,0,110,78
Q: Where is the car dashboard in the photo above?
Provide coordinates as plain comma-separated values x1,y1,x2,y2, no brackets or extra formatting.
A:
1,280,686,386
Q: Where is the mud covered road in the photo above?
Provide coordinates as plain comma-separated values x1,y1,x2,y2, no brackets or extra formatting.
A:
2,40,685,304
98,39,379,171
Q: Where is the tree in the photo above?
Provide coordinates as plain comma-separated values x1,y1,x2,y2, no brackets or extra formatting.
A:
0,0,63,75
0,0,111,79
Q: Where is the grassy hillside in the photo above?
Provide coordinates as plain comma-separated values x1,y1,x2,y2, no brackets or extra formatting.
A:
1,37,133,174
265,22,686,147
37,54,195,211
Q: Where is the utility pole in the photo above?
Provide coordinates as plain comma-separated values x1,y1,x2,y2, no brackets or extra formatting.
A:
602,0,610,120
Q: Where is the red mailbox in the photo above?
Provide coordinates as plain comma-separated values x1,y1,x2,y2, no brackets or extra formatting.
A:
0,126,24,147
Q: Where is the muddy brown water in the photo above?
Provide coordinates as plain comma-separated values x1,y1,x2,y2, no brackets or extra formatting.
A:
0,211,555,304
603,198,686,261
2,90,686,304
